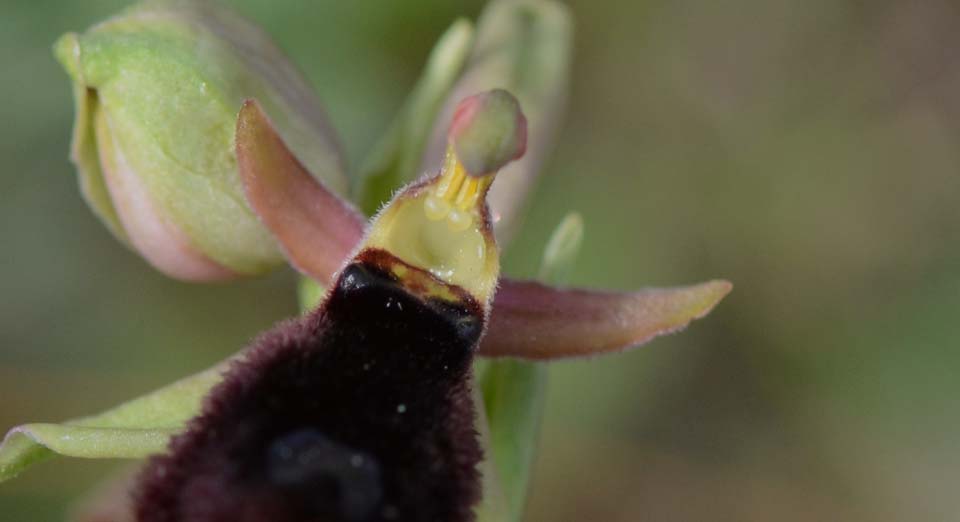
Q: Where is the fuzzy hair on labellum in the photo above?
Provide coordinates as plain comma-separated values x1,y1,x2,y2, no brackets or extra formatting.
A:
135,260,484,522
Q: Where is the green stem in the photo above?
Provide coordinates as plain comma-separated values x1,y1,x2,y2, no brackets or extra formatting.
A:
480,213,584,521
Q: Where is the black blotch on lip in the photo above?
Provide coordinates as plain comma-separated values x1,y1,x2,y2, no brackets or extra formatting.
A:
135,261,484,522
267,428,382,521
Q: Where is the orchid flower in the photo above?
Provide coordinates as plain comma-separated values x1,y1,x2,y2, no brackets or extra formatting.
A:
1,1,731,520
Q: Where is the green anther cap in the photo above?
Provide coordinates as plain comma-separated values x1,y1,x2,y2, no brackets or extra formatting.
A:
448,89,527,176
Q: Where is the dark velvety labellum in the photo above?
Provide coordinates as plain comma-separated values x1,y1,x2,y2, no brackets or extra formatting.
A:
135,260,484,522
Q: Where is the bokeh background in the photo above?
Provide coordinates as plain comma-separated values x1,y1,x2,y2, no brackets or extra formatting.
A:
2,0,959,520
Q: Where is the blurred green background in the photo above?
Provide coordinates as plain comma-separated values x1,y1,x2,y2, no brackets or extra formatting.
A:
2,0,959,520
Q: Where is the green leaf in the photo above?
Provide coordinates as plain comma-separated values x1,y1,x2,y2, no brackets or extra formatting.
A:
356,19,474,215
0,363,225,482
480,212,583,521
472,387,512,522
537,212,585,284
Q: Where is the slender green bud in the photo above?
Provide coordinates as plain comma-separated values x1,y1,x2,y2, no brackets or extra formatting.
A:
54,0,347,281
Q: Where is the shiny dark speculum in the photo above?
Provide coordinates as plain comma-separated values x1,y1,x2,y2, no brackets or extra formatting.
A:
267,428,383,520
135,260,485,522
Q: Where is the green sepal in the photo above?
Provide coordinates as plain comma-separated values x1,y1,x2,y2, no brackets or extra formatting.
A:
472,386,512,522
54,33,128,243
0,362,226,482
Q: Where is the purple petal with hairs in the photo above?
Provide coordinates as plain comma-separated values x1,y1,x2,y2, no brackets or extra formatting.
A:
236,100,366,286
480,279,733,359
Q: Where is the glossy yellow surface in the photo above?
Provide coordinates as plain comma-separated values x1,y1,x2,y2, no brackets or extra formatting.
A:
362,145,500,304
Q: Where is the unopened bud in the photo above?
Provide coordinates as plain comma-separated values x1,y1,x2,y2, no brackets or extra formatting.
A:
54,0,347,281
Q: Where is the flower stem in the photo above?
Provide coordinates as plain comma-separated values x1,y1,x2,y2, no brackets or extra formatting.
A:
479,212,584,521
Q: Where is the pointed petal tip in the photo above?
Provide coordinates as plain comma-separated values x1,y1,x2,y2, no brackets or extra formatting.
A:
687,279,733,319
635,279,732,342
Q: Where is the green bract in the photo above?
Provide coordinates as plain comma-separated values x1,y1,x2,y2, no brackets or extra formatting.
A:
54,0,347,280
0,364,224,481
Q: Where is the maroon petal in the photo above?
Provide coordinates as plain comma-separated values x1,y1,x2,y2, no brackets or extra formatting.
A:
480,279,732,359
236,100,365,285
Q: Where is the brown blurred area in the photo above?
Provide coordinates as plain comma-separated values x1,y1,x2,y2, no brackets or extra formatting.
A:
1,1,958,520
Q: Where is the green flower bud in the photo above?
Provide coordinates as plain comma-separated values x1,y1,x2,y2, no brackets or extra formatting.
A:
54,0,347,281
